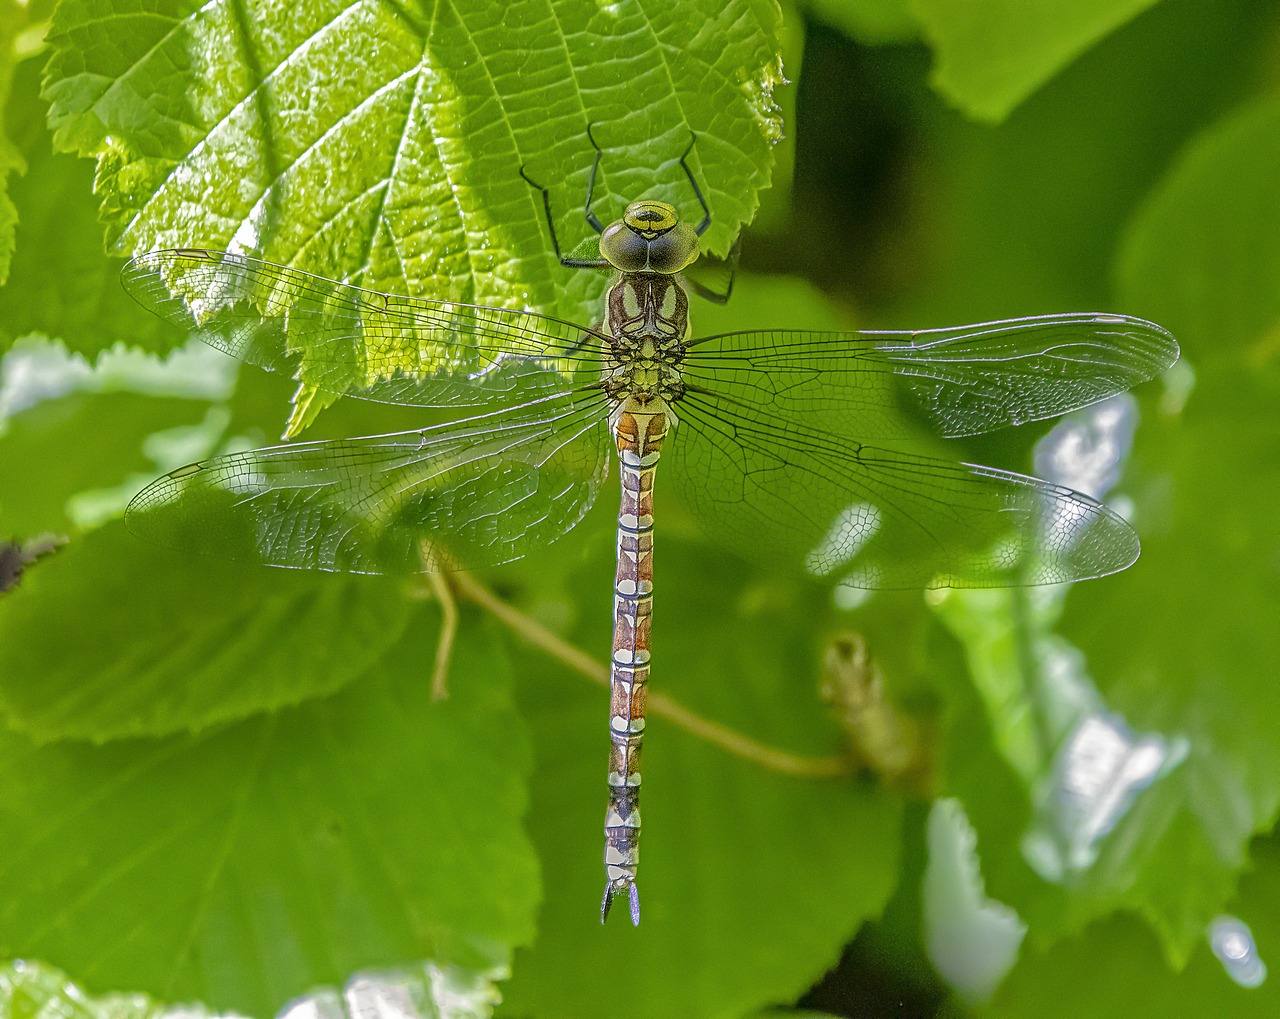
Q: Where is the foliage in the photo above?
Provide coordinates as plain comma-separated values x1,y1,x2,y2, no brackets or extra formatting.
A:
2,0,1279,1017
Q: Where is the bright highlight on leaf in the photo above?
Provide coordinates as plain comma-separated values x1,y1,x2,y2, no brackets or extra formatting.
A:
41,0,783,331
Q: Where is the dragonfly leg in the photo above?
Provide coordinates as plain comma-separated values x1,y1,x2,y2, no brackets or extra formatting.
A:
519,131,610,269
678,129,712,237
583,123,607,233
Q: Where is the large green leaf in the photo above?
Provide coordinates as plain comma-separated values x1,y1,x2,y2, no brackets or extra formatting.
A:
0,608,537,1017
909,0,1164,123
41,0,783,335
0,523,417,741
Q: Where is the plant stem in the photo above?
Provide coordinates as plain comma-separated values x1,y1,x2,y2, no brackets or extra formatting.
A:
450,571,854,780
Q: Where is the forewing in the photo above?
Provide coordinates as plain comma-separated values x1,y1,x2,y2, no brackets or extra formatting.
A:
121,249,607,407
126,393,614,574
668,391,1138,589
682,313,1178,439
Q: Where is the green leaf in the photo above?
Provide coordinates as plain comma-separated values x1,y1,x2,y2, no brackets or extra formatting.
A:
0,58,171,357
0,523,417,741
0,612,537,1017
1056,394,1280,960
500,532,903,1018
803,0,919,44
0,390,208,537
41,0,782,336
909,0,1163,123
1116,91,1280,357
930,386,1280,967
882,2,1276,329
988,839,1280,1017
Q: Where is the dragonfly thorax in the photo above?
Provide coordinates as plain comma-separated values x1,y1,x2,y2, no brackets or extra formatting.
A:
601,272,688,404
599,201,700,274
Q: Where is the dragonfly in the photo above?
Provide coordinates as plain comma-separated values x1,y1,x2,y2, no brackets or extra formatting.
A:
122,135,1178,927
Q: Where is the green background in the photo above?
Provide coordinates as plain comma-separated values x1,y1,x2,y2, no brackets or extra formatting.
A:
1,0,1278,1016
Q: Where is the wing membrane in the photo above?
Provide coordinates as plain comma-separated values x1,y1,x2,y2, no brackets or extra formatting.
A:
668,390,1138,589
126,392,614,574
121,249,608,407
682,314,1178,439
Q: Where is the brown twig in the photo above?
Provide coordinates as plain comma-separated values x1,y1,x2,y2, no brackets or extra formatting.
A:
425,571,458,701
450,571,855,779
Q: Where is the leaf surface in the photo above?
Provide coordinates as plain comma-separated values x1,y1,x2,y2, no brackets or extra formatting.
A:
0,523,417,741
0,604,537,1017
41,0,783,339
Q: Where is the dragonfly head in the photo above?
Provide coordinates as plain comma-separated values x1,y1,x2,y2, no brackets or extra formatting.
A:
600,200,700,275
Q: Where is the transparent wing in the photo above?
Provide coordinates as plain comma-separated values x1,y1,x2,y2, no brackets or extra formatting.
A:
126,392,614,574
682,314,1178,439
121,249,608,407
667,390,1138,589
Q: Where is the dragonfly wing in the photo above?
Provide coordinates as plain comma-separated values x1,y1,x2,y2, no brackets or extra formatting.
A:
126,393,614,574
668,391,1138,589
682,314,1178,438
121,249,606,407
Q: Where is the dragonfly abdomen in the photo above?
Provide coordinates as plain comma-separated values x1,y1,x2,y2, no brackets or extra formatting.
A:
602,402,669,925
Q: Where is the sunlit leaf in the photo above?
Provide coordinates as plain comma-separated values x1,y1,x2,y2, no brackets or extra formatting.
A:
0,0,28,286
41,0,782,337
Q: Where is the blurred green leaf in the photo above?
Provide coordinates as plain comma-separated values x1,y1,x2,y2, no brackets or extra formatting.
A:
988,838,1280,1017
909,0,1163,123
500,534,903,1018
933,386,1280,966
0,523,418,741
803,0,919,44
41,0,782,332
0,610,536,1017
1056,394,1280,960
0,390,207,536
1116,90,1280,357
844,0,1271,331
0,58,170,357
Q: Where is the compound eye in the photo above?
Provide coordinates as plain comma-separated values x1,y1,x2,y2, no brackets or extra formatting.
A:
646,223,699,274
600,221,649,272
